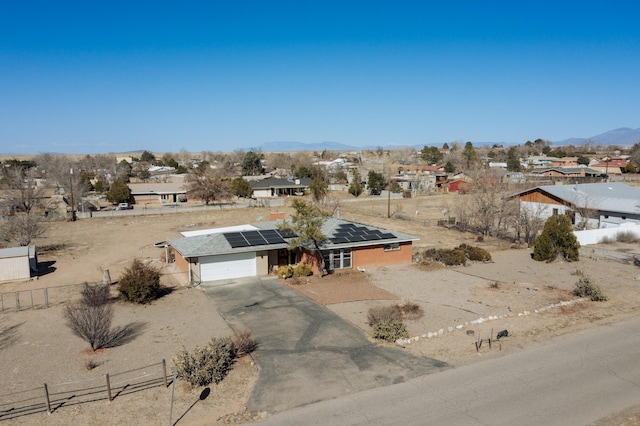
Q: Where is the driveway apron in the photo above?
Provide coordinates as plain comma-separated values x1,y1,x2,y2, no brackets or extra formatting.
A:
201,277,448,414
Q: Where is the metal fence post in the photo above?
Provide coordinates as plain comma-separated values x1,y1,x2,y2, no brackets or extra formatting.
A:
15,292,20,312
43,383,51,414
162,359,168,388
44,287,49,309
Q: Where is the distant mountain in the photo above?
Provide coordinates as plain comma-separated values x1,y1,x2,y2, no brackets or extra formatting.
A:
556,127,640,146
258,141,359,152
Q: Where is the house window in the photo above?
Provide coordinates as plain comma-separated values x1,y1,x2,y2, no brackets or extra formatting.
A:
322,248,352,270
552,208,558,216
384,243,400,251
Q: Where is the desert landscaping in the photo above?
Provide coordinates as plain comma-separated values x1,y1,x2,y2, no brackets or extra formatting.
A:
1,193,640,425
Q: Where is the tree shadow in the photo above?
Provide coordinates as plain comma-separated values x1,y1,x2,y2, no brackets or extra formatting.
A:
0,320,22,350
103,321,148,349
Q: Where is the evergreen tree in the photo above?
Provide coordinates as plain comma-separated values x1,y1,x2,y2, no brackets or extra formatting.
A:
533,215,579,262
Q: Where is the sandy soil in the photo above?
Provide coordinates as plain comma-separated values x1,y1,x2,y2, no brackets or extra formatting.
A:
1,195,640,425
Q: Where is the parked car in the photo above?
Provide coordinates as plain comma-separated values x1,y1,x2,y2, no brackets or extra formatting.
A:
115,203,134,210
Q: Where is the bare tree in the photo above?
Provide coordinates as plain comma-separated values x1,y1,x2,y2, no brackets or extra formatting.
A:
34,154,89,210
516,203,546,246
0,166,46,215
64,283,146,351
184,165,233,204
0,215,45,246
64,302,114,351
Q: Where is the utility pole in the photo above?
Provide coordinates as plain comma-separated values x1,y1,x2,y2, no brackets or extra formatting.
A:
69,165,76,221
387,170,391,218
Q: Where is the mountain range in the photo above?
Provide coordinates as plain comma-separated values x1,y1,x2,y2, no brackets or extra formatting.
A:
256,127,640,152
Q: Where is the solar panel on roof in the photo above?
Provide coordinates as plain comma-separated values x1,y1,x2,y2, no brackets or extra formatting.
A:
330,237,349,244
379,233,395,239
229,240,250,248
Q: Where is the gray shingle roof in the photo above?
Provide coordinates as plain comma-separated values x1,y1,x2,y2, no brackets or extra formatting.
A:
168,218,419,258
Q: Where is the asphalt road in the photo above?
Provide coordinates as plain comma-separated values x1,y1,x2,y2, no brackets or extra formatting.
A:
259,316,640,425
202,277,448,413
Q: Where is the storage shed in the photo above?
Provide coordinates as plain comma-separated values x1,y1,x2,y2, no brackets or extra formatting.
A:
0,246,37,282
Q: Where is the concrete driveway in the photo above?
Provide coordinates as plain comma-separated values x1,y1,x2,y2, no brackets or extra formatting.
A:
201,276,448,414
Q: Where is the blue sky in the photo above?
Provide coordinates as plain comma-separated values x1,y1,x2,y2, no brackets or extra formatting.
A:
1,1,639,155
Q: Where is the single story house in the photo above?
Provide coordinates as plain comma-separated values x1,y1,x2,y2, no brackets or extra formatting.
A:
128,182,187,205
249,177,310,198
0,246,37,282
168,218,418,283
511,182,640,229
529,167,601,178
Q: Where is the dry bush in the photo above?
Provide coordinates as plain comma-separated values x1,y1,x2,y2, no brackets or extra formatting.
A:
232,330,258,357
367,304,402,326
423,248,467,266
172,337,237,387
616,231,640,243
81,283,111,307
399,302,424,320
456,244,492,261
293,263,313,277
573,276,608,302
371,319,409,342
118,259,162,304
85,358,100,370
277,265,293,279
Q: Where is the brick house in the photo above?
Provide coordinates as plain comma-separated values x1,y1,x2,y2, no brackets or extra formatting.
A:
168,218,418,284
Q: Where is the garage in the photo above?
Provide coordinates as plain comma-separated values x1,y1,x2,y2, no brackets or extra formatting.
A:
199,251,256,281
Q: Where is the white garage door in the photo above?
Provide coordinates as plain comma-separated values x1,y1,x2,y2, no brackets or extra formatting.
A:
200,252,256,281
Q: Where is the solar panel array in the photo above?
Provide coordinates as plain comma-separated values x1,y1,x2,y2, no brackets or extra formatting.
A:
224,229,293,248
329,223,396,244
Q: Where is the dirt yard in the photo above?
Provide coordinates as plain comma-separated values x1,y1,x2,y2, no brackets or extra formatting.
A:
1,194,640,425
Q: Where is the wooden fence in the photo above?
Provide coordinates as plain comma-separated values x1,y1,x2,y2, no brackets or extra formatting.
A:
0,360,169,421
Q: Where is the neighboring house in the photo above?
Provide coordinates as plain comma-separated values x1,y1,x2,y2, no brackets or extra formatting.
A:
511,182,640,229
128,182,187,205
448,179,471,193
0,246,37,282
249,177,310,198
529,167,600,178
168,218,418,283
589,159,628,176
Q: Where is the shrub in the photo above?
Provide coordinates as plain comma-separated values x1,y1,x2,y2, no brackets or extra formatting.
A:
533,215,579,262
277,265,293,279
172,337,237,387
118,259,162,304
456,244,492,262
399,302,424,320
573,276,608,301
232,330,258,357
367,304,402,326
616,231,640,243
371,319,409,342
81,283,111,307
293,263,313,277
423,248,467,266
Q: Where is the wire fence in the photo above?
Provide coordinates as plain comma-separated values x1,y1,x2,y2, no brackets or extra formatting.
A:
0,282,89,314
0,360,169,422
